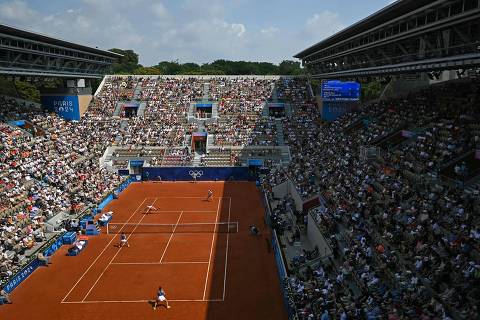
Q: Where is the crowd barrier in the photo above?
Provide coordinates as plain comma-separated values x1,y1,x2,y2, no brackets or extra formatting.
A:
2,259,40,294
263,192,272,227
1,178,133,294
262,187,298,319
96,177,133,212
97,194,113,212
135,167,256,181
271,229,298,319
2,233,65,293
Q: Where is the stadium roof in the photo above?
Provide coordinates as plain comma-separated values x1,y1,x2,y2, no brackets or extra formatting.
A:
294,0,434,59
0,23,121,59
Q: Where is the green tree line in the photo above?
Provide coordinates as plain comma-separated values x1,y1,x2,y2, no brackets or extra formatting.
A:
109,48,304,75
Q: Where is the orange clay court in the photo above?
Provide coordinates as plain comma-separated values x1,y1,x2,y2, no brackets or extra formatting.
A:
0,182,287,320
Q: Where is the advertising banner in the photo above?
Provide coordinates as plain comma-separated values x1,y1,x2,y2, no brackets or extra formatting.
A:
3,259,40,293
138,167,255,181
43,235,65,257
41,95,80,121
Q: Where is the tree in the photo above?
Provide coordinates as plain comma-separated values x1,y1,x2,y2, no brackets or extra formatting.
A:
156,61,183,75
109,48,140,74
362,80,383,102
278,60,303,75
180,63,201,74
14,80,40,102
108,49,305,76
133,66,162,75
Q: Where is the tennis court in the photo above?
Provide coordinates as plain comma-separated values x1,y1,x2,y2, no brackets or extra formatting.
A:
0,182,287,320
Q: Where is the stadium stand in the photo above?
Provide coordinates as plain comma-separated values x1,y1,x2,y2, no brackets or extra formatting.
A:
0,96,122,286
2,2,480,319
1,73,479,319
262,78,480,319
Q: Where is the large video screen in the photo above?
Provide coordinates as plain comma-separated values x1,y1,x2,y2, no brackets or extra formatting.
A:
321,80,361,101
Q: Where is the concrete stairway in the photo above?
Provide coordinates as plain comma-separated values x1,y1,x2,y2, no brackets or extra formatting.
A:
285,103,292,117
133,82,143,100
212,103,219,119
271,86,279,103
137,102,147,117
207,134,214,147
275,119,285,146
262,102,269,117
192,152,202,167
203,83,210,101
184,134,192,147
113,102,123,116
188,103,195,118
280,148,291,165
115,120,129,144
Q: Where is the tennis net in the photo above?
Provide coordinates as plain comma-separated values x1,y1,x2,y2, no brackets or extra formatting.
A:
106,221,238,234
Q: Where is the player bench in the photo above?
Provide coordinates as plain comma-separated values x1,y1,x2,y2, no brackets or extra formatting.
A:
67,238,88,256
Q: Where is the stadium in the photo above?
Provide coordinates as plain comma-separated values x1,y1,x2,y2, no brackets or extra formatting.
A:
0,0,479,319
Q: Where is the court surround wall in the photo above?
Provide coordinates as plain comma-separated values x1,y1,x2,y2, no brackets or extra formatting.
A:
123,167,256,181
1,178,133,294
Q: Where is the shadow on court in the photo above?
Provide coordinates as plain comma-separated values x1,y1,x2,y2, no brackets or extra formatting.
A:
203,182,288,320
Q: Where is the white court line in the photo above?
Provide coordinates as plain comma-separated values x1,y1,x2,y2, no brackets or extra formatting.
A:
144,210,217,213
222,197,232,301
61,299,223,304
158,211,184,263
146,196,227,199
110,261,209,265
61,197,150,303
202,197,222,300
81,198,158,302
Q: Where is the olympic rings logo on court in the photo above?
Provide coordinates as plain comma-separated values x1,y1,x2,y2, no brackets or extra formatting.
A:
188,170,204,179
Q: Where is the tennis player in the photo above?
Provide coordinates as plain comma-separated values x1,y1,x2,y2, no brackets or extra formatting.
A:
207,189,213,202
119,232,130,247
145,204,158,214
153,286,171,310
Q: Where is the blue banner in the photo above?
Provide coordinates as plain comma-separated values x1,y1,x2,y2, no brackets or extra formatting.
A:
268,103,285,108
96,178,132,213
196,103,212,108
271,231,287,280
97,194,114,211
9,120,26,127
41,95,80,121
118,169,129,176
138,167,255,181
43,235,65,257
3,232,68,293
3,259,40,293
248,159,264,166
122,102,140,108
2,178,134,294
129,160,144,167
271,230,297,319
116,178,132,193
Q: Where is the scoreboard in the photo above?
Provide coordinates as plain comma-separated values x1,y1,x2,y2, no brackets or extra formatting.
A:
321,80,361,101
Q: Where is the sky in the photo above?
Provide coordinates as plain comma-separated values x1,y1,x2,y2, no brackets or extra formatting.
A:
0,0,396,66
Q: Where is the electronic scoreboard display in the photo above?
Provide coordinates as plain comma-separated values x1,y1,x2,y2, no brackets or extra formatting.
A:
321,80,361,101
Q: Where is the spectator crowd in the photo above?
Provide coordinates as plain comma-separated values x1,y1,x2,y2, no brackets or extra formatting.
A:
262,78,480,319
1,75,479,320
